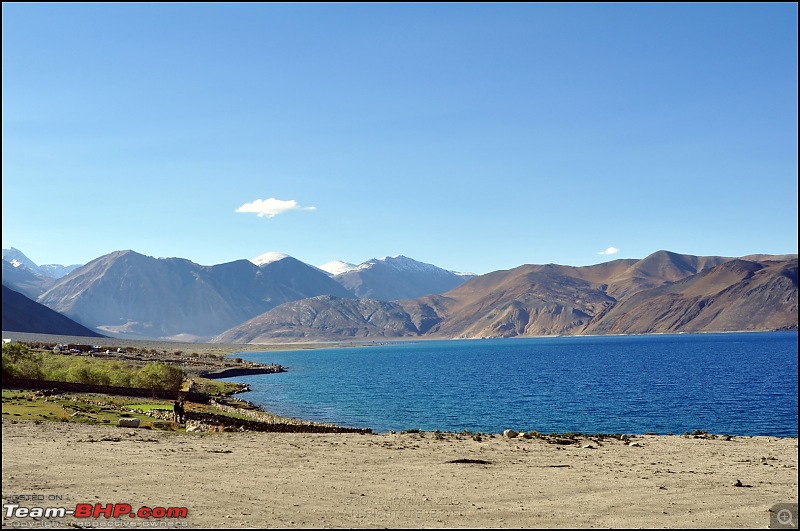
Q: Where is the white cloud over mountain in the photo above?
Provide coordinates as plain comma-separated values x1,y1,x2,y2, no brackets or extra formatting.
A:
598,246,620,256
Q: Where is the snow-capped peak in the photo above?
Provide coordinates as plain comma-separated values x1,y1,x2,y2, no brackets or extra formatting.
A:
2,247,39,272
317,260,357,276
250,251,290,266
362,255,440,273
347,255,475,278
2,247,83,278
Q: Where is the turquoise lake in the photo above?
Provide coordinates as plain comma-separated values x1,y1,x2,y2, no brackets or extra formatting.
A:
227,332,798,436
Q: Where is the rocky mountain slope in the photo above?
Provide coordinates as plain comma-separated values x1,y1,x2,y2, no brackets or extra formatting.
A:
213,295,420,343
2,247,82,279
34,250,353,341
2,285,104,337
2,259,56,299
331,255,471,300
215,251,798,343
582,259,798,334
4,248,796,342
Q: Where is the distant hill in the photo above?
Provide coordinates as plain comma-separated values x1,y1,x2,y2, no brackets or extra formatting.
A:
35,250,353,341
2,284,104,337
317,261,358,276
2,247,82,279
4,247,795,342
425,262,618,338
3,248,473,341
598,250,730,300
213,295,420,343
332,255,471,301
2,259,55,299
215,251,798,342
582,259,798,334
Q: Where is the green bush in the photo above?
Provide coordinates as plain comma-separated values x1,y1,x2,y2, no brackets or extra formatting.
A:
66,359,112,386
3,343,184,392
131,362,184,392
2,343,43,379
108,362,133,387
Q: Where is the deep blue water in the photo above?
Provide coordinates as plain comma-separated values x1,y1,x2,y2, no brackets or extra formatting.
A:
225,332,798,436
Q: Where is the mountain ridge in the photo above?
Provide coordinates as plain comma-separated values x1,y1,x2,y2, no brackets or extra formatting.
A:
2,247,82,279
3,248,796,342
332,255,472,301
215,251,797,343
2,284,105,337
32,250,353,340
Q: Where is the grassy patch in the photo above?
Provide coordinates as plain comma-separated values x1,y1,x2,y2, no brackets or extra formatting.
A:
1,389,171,429
191,377,245,396
2,388,301,433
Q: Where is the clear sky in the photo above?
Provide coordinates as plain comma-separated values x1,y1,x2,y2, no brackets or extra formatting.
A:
2,3,797,274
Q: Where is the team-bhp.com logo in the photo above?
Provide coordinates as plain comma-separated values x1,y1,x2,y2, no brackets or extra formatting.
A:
5,502,188,520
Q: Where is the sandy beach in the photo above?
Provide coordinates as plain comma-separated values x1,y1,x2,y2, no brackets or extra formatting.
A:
1,420,797,529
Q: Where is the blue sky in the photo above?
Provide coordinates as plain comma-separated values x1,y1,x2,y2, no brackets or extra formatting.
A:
2,3,797,274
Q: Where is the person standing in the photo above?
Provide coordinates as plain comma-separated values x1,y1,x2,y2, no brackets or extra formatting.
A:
173,400,185,423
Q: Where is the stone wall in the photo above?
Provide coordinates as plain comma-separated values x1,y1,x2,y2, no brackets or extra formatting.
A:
2,377,210,403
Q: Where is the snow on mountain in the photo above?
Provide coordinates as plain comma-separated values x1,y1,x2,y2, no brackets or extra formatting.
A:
2,247,40,272
354,255,469,277
332,255,470,300
37,249,355,340
2,247,82,279
38,263,83,279
354,255,428,273
250,251,290,267
317,260,358,276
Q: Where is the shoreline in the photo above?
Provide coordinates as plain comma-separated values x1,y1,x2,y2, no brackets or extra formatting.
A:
4,332,796,438
3,335,797,528
1,330,356,355
223,383,798,438
2,419,797,529
6,329,795,351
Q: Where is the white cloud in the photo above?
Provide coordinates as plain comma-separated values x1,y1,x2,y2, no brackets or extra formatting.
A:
598,246,620,256
236,198,316,218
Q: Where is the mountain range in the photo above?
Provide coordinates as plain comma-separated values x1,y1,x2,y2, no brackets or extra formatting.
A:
2,248,797,343
2,247,82,280
322,255,472,301
2,249,474,341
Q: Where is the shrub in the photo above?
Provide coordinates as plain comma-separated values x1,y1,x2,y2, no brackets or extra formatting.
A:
108,362,134,387
3,343,184,393
65,359,111,386
2,343,43,379
132,362,184,393
12,354,44,380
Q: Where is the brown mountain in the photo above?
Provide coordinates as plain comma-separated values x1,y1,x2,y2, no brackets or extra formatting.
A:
582,259,798,334
215,251,798,343
401,251,734,339
423,264,616,338
213,295,421,343
597,250,730,300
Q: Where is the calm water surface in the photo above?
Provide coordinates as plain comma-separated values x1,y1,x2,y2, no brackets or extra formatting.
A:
226,332,798,436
